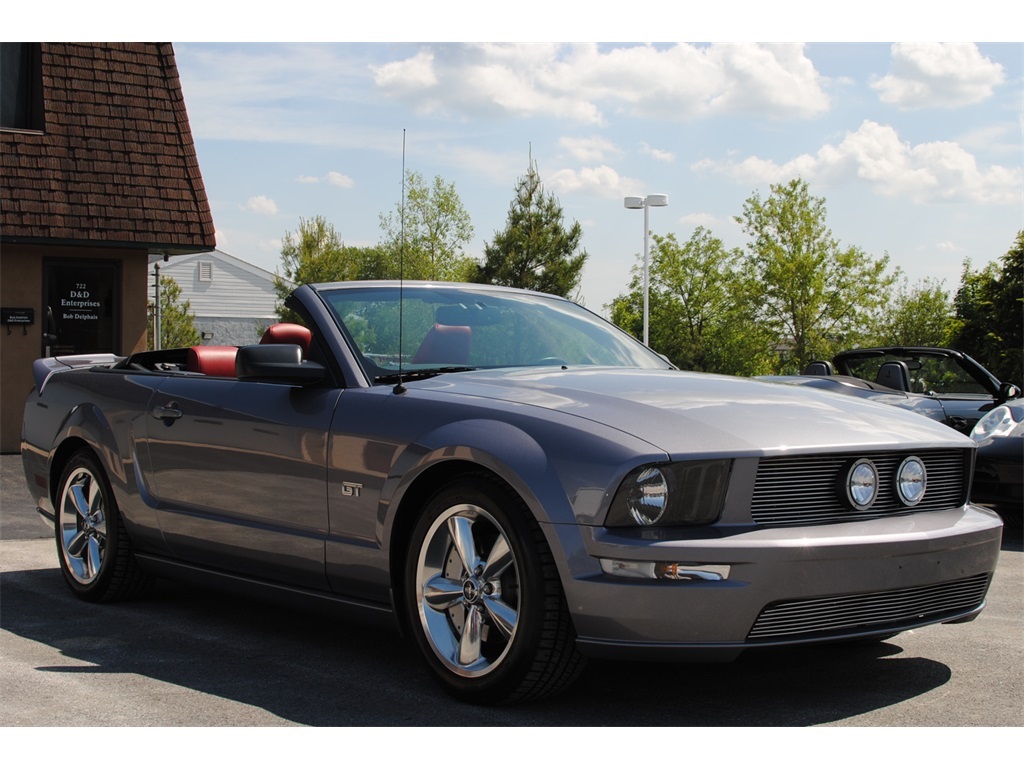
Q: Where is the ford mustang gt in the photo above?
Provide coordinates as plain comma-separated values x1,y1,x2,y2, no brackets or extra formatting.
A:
21,282,1003,704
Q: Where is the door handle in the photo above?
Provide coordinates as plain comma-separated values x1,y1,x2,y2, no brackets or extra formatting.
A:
946,415,969,434
151,403,183,421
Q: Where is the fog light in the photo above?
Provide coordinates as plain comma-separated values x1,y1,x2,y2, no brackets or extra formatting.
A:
600,559,731,581
896,456,926,506
844,458,878,510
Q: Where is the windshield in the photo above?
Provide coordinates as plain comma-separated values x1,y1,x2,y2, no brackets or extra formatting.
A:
844,353,992,396
317,284,671,382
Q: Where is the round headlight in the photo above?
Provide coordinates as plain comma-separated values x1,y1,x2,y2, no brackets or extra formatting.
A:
845,459,878,510
896,456,926,506
626,466,669,525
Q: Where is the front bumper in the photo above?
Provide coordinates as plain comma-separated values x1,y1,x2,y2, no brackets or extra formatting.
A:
550,504,1003,661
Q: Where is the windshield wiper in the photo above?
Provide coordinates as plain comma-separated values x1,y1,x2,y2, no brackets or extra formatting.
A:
374,366,478,384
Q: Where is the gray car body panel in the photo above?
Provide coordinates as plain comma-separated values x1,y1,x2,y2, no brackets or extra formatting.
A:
21,282,1004,659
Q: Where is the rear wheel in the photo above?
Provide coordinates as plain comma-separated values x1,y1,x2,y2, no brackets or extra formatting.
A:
405,476,584,704
55,449,152,602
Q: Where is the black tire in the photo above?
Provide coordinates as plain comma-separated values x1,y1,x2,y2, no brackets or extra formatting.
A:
404,475,585,704
55,449,153,602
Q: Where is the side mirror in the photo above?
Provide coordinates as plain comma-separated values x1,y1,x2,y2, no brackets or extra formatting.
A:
999,382,1022,401
235,344,325,384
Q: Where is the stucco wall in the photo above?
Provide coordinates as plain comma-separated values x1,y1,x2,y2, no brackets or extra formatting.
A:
0,244,148,453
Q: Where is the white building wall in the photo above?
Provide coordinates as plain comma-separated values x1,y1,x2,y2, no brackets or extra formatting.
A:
155,250,286,346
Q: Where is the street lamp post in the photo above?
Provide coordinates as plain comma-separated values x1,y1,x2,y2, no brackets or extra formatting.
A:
624,193,669,346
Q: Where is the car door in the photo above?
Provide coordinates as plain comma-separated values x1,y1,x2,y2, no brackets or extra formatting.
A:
912,355,998,433
143,374,342,589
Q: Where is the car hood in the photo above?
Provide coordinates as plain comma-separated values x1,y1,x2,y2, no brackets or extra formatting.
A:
409,367,972,457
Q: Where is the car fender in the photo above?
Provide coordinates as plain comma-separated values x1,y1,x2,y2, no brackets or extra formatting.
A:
383,414,669,580
53,403,122,478
385,418,570,529
27,376,163,545
326,417,577,605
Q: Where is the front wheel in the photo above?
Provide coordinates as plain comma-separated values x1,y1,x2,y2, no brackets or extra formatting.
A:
404,476,584,704
55,449,152,602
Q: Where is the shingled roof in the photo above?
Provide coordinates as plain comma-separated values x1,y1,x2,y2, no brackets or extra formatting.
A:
1,42,216,254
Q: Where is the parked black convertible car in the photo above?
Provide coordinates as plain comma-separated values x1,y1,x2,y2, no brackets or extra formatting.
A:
768,346,1022,529
21,284,1004,704
970,399,1024,530
772,347,1021,435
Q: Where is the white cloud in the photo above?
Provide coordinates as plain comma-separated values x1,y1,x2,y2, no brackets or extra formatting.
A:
695,43,830,119
957,122,1021,158
429,144,527,184
294,172,355,188
696,120,1022,205
641,142,676,163
176,44,403,150
560,136,620,163
371,49,438,90
326,172,355,188
546,164,645,200
371,43,829,124
871,43,1005,109
935,241,958,253
243,195,279,215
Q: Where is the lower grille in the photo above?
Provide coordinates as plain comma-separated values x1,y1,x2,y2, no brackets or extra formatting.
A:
747,573,991,641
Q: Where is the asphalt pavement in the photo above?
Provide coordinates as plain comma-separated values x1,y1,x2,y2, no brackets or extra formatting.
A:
2,451,1021,730
1,452,50,540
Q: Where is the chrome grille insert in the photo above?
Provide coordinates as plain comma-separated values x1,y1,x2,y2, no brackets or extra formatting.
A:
747,573,990,641
751,449,969,527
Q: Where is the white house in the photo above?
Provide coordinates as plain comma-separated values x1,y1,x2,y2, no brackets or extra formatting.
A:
153,250,286,346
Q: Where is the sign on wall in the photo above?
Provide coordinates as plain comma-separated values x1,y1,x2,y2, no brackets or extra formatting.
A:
43,261,120,356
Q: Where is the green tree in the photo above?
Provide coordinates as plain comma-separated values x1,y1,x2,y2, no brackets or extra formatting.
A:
148,275,200,350
472,161,588,298
274,215,366,323
379,170,476,282
735,178,894,372
872,274,953,348
950,231,1024,384
610,228,772,374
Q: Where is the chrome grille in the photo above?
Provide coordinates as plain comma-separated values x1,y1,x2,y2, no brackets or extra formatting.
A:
751,449,969,527
747,573,991,641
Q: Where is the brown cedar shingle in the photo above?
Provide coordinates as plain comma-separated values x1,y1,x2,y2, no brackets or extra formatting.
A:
1,42,216,253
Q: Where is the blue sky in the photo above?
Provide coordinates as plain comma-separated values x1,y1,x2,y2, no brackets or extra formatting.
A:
16,6,1023,316
169,38,1022,314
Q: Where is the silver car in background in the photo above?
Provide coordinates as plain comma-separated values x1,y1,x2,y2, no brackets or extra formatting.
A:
21,282,1003,704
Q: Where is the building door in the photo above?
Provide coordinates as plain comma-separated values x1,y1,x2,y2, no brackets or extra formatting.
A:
43,260,121,356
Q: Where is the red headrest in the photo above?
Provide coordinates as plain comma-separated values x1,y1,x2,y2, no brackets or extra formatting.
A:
260,323,311,355
412,324,472,365
187,346,238,377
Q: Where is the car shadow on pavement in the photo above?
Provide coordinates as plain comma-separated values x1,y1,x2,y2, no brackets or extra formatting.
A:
1,564,955,726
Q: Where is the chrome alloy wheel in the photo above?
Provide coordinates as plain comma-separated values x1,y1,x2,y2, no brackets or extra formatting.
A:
415,504,520,678
58,465,108,585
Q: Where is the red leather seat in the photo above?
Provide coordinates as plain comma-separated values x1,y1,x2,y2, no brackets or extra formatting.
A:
260,323,312,357
187,346,238,377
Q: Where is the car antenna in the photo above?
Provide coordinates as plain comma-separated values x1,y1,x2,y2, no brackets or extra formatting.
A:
393,129,408,395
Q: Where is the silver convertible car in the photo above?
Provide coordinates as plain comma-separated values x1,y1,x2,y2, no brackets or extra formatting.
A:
21,282,1003,704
